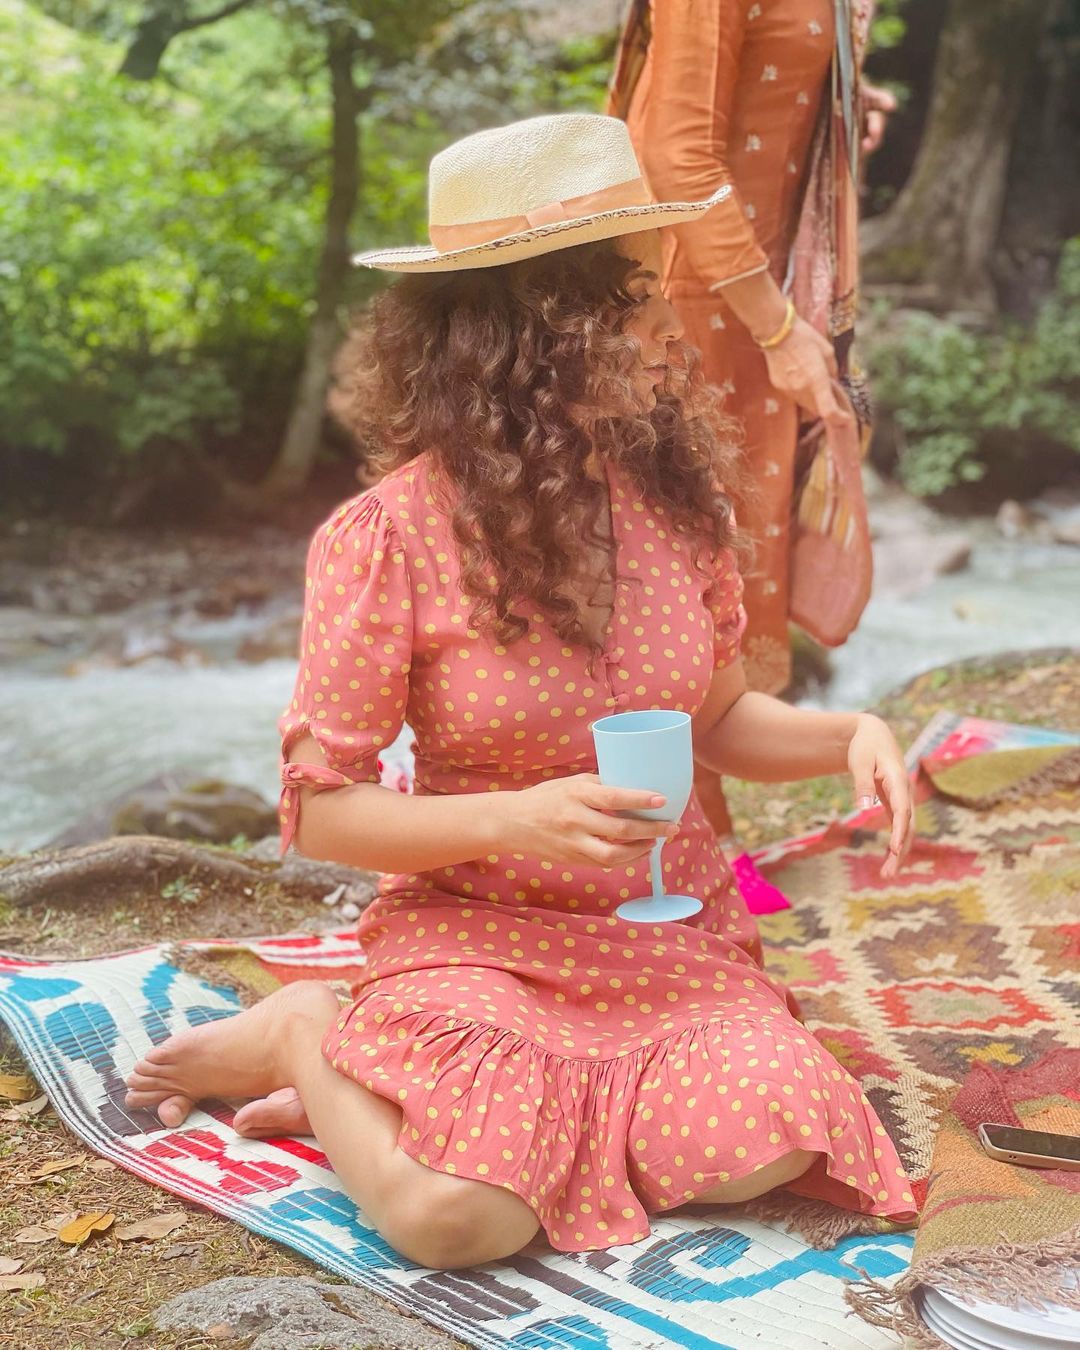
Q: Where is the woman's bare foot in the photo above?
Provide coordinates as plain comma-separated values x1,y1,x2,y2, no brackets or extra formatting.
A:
124,981,339,1128
232,1087,313,1138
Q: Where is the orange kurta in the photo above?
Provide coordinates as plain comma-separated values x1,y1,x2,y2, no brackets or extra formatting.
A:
622,0,836,693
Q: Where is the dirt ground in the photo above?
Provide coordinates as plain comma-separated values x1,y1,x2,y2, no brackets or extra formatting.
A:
1,648,1076,1348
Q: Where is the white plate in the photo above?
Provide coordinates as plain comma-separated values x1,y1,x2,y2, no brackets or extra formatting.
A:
920,1295,1054,1350
934,1274,1080,1343
921,1286,1080,1350
920,1296,994,1350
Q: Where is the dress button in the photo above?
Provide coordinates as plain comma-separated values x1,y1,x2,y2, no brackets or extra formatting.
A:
614,692,631,707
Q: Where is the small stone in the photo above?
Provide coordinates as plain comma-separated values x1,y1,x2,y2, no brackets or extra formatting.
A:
996,499,1033,538
339,901,361,921
872,531,972,598
160,1241,206,1261
1052,520,1080,547
236,611,303,663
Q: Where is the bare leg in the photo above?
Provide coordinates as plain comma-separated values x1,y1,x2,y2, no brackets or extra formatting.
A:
692,1148,816,1205
124,982,539,1268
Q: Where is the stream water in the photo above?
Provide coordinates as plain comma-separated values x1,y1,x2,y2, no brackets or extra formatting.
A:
3,518,1078,852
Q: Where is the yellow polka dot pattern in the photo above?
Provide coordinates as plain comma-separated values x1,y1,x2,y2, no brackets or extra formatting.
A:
280,454,917,1252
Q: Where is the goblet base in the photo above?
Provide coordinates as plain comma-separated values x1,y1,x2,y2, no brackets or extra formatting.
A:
615,894,703,922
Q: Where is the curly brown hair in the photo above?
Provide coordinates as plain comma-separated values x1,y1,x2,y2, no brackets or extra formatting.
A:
347,237,745,655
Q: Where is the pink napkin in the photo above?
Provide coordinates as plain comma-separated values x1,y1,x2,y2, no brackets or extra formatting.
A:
731,851,791,914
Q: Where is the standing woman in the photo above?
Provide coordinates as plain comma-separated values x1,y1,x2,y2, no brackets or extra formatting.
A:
608,0,894,857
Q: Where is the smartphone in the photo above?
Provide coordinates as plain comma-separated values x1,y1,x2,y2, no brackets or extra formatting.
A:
978,1122,1080,1171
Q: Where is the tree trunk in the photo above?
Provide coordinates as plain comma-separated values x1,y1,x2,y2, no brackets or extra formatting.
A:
261,25,362,499
0,836,375,908
861,0,1046,313
991,0,1080,318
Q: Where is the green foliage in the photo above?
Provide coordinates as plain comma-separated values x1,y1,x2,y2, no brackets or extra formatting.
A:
0,3,325,471
870,0,908,51
2,0,608,491
160,877,201,905
869,240,1080,497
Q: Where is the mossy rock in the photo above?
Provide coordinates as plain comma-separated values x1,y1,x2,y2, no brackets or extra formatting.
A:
111,780,278,843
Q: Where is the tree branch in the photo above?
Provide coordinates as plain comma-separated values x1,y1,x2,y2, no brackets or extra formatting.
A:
118,0,256,81
177,0,254,35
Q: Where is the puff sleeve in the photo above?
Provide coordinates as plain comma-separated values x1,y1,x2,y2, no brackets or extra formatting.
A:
277,491,414,854
631,0,769,288
705,544,747,670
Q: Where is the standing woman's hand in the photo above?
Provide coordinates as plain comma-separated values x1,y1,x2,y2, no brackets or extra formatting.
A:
760,316,852,434
860,81,898,155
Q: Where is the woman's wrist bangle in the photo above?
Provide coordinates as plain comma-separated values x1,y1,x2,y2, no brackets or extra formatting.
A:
756,298,797,350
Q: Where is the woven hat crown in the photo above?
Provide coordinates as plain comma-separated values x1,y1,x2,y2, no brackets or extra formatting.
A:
428,113,644,229
352,111,729,271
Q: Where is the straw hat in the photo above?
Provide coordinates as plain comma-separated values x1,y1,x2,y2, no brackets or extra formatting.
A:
353,112,730,273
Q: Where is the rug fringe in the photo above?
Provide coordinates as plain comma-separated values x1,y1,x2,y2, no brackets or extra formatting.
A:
845,1228,1080,1343
999,752,1080,802
162,942,277,1007
739,1191,917,1250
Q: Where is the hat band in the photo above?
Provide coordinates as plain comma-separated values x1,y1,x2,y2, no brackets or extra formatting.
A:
428,176,652,253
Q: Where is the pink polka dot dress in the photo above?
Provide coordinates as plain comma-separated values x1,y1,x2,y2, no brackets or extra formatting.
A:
278,454,916,1252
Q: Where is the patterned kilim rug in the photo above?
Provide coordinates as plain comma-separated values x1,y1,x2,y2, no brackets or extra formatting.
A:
847,1048,1080,1344
1,715,1076,1348
753,713,1080,1195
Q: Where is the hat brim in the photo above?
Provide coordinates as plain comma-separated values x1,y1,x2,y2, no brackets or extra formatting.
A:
353,185,731,273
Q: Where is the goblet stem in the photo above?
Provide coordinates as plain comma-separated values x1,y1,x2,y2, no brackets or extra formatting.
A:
649,837,665,901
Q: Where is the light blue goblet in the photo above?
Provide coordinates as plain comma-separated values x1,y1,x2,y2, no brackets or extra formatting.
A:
591,709,702,922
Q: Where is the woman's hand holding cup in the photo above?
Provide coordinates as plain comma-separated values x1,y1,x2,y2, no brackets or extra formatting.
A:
496,774,677,870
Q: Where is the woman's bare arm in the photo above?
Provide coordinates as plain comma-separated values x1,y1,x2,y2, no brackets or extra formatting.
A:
288,734,675,874
289,733,505,871
692,662,856,781
692,661,915,875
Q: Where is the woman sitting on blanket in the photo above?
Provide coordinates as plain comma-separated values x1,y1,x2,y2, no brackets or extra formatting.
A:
125,115,917,1269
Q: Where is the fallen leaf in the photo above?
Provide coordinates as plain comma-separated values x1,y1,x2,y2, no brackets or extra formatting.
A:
0,1073,36,1102
114,1212,186,1242
159,1241,205,1261
86,1159,116,1173
57,1212,115,1246
13,1212,77,1244
0,1094,49,1122
26,1154,85,1180
12,1227,56,1245
0,1273,45,1291
0,1258,24,1275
